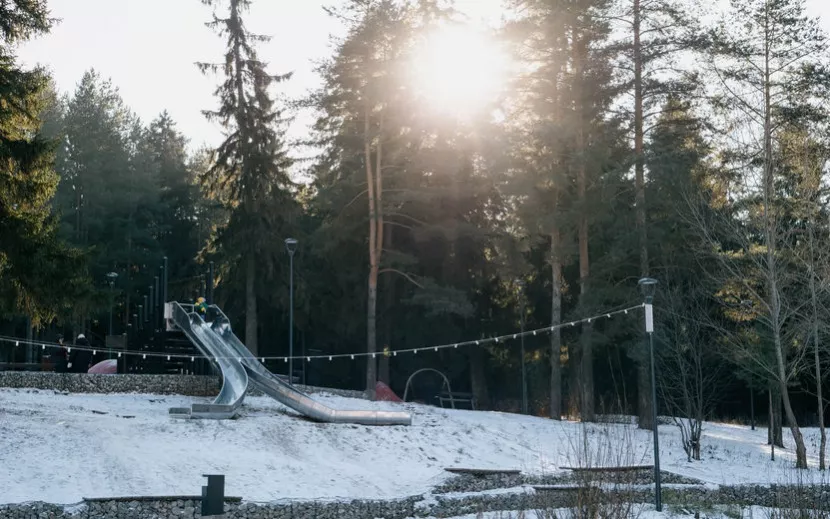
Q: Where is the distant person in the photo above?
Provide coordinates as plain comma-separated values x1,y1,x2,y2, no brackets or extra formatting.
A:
52,335,68,373
67,334,93,373
195,297,208,318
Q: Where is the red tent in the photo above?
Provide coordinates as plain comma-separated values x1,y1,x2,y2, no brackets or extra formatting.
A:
374,381,402,402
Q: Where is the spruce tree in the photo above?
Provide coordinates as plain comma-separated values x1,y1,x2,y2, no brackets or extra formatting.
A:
611,0,704,430
509,0,622,421
199,0,295,356
0,1,91,325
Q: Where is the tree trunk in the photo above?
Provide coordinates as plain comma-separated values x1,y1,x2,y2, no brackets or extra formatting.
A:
815,322,825,470
379,225,393,386
25,316,33,364
632,0,652,432
550,227,563,420
364,100,383,398
761,11,805,469
638,362,653,430
470,344,490,410
779,372,808,468
572,23,594,423
768,387,784,448
808,232,825,470
244,255,258,356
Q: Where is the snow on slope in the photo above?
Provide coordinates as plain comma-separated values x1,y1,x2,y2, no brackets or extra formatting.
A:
0,388,825,505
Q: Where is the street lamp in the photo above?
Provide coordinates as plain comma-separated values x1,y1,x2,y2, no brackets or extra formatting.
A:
106,272,119,334
638,277,661,512
106,272,118,358
516,279,528,415
285,238,298,385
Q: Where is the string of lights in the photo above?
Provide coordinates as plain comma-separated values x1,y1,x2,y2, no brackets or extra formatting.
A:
0,304,643,363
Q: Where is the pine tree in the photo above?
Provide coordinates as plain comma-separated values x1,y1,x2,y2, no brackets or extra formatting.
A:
147,111,200,282
198,0,295,356
0,1,91,325
510,0,622,421
53,70,163,330
611,0,704,430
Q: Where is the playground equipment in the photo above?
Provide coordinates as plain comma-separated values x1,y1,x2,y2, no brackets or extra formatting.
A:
166,302,412,426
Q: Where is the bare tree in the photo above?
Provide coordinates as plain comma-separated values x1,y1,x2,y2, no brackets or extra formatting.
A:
701,0,830,470
686,188,811,468
656,286,724,461
783,126,830,470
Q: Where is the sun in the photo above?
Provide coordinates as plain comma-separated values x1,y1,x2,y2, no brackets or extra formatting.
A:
409,23,510,118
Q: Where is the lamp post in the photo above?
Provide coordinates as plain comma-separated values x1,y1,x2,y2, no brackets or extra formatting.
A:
106,272,118,358
638,277,661,511
285,238,298,385
517,279,528,415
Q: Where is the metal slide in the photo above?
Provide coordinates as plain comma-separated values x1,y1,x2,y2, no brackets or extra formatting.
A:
167,302,411,426
168,303,248,419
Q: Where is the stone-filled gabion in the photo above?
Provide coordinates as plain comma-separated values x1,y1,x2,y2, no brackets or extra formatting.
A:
3,484,829,519
0,372,365,399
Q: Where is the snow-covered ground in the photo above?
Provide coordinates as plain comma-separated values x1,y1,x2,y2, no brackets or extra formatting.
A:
0,388,826,505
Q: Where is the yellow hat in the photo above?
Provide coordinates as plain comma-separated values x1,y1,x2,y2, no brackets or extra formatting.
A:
196,297,206,303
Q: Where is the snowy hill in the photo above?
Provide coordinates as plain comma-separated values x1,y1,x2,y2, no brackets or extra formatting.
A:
0,388,822,505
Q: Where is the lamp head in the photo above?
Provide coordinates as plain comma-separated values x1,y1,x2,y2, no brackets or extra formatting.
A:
638,277,658,303
284,238,298,255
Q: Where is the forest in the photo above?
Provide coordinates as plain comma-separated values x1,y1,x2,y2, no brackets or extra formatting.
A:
1,0,830,469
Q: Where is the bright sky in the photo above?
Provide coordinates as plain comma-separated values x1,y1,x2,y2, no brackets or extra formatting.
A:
15,0,830,152
15,0,503,152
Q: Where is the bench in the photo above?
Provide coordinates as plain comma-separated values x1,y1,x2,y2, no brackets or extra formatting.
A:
437,391,476,410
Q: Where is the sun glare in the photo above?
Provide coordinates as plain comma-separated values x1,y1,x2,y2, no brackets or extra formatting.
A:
409,24,510,118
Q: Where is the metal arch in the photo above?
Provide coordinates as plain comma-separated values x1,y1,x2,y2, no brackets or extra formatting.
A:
402,368,455,409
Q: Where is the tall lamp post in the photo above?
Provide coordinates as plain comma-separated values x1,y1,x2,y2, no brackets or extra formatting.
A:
638,277,661,511
516,279,528,415
106,272,118,358
285,238,298,385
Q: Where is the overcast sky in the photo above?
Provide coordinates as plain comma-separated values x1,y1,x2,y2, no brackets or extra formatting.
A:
15,0,830,153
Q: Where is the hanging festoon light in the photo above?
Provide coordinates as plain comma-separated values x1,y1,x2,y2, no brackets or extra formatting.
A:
0,305,642,365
